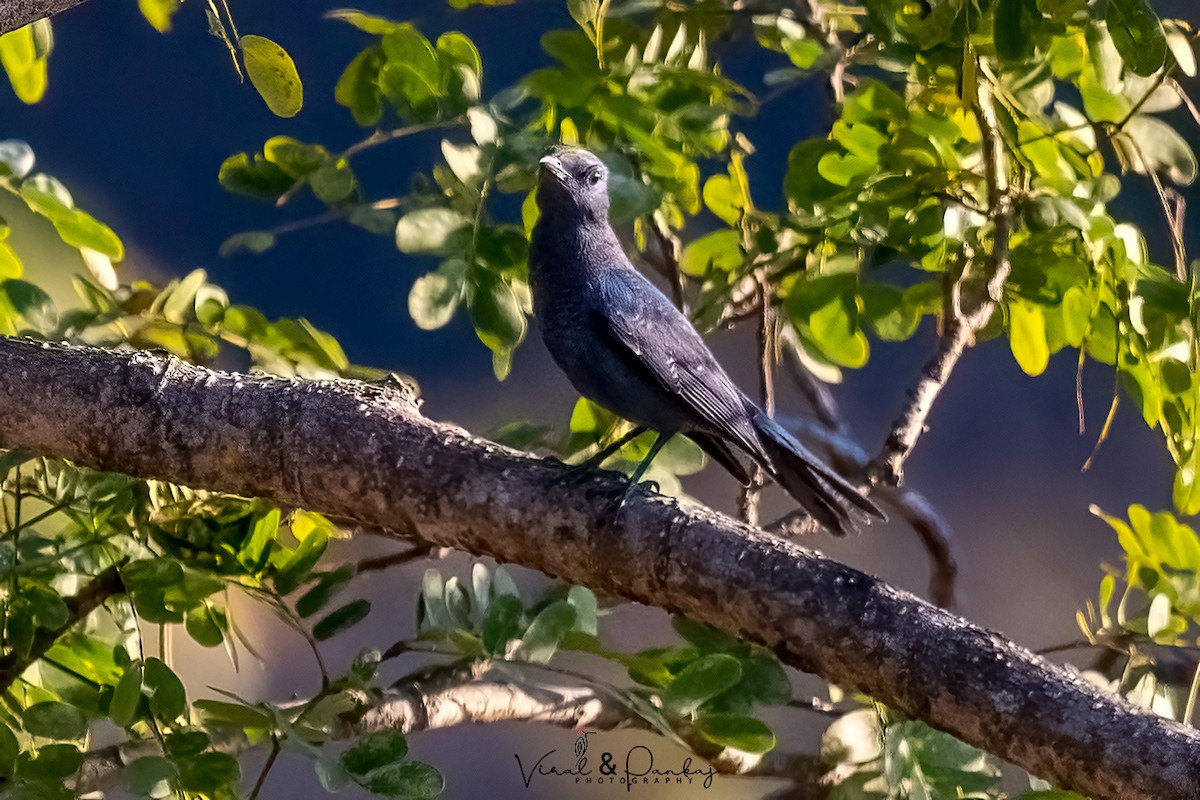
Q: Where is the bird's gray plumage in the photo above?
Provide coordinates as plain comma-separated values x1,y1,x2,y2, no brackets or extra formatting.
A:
529,147,883,535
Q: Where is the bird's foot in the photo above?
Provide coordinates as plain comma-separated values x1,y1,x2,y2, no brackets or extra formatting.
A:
611,476,661,518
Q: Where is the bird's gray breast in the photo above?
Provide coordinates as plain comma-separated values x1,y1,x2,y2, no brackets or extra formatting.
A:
530,255,686,432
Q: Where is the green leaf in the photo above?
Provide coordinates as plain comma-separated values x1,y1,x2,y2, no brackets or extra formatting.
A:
349,205,396,235
335,46,385,126
0,26,48,104
143,658,187,722
442,141,484,189
739,647,793,705
241,35,303,118
443,576,471,628
806,292,869,368
482,594,524,654
862,284,921,341
680,230,742,277
109,664,143,727
1107,0,1167,77
273,531,329,596
18,179,123,259
185,604,226,648
0,139,34,179
567,586,598,636
263,136,328,178
514,600,576,663
409,258,467,330
219,230,277,257
125,755,178,796
419,568,448,629
138,0,182,33
341,730,409,776
1175,450,1200,516
437,32,484,109
313,598,371,640
23,702,86,740
24,743,82,779
0,723,17,778
395,207,471,255
177,752,241,793
994,0,1037,63
361,760,444,798
695,713,776,753
702,174,744,225
1008,300,1050,376
238,507,280,570
194,699,272,729
218,152,294,198
165,731,210,758
664,653,742,714
311,161,357,203
326,9,403,34
1119,116,1197,185
379,26,440,119
470,273,527,378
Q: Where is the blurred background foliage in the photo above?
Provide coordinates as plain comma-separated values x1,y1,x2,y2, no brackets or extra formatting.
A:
0,0,1198,798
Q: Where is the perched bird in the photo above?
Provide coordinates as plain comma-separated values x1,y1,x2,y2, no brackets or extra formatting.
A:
528,147,883,535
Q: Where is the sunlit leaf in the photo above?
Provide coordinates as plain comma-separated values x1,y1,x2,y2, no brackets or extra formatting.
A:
695,713,775,753
138,0,183,33
1009,300,1051,376
1107,0,1167,77
241,34,304,118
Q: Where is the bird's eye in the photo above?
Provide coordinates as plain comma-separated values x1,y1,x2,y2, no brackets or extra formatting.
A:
587,170,602,186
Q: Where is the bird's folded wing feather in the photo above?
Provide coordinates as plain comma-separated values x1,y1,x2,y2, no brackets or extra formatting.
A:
591,268,765,459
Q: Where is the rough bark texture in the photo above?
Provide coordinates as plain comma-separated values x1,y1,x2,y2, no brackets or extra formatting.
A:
0,0,85,35
0,338,1197,800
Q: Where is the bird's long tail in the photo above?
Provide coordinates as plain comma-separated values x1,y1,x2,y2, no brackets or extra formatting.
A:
750,411,885,536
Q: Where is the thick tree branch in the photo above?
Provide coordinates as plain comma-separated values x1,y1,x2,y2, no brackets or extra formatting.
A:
0,337,1196,800
784,417,959,609
0,564,123,694
0,0,86,35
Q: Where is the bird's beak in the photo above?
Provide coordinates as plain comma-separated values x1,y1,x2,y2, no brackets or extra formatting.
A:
539,154,569,182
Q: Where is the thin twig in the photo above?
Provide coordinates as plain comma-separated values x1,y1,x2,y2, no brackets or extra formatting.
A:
248,735,280,800
342,120,461,161
739,274,774,525
355,545,434,574
869,85,1014,486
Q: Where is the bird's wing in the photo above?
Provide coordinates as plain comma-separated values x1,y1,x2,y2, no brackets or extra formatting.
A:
591,268,765,459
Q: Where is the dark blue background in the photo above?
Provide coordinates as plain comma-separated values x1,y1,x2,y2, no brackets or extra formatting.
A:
2,1,1194,797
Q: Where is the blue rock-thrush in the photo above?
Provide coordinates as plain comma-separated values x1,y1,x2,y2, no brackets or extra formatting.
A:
529,147,883,535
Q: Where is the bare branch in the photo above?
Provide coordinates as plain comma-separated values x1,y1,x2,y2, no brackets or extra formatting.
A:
0,564,123,694
870,86,1015,486
0,338,1196,800
78,660,822,794
739,273,775,526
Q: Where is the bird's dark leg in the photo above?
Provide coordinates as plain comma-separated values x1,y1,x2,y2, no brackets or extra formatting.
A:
550,426,648,490
576,425,647,470
616,432,672,511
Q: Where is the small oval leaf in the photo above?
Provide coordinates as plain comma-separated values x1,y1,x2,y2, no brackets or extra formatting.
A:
241,34,303,118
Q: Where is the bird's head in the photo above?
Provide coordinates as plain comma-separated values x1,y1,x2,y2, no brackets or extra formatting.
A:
536,147,610,222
